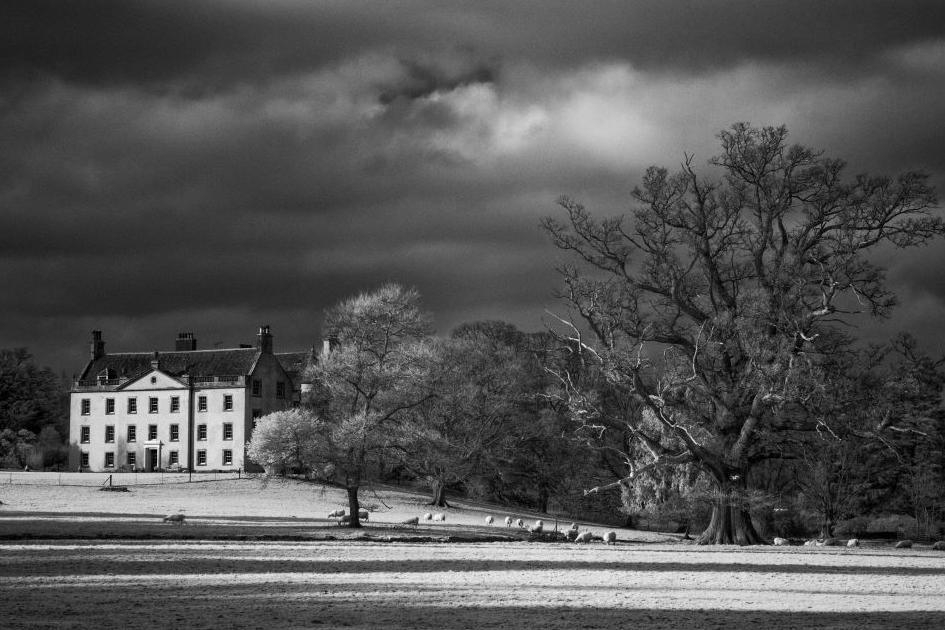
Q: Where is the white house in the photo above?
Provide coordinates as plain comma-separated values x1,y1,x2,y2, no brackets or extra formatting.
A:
69,327,313,472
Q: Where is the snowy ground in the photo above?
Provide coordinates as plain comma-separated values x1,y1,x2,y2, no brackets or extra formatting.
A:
2,474,944,628
2,541,944,629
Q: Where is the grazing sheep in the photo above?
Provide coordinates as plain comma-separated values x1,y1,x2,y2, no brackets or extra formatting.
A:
895,539,913,549
423,513,433,520
505,516,513,527
814,539,826,547
604,531,617,545
575,531,594,544
163,513,186,526
847,538,860,547
823,538,842,547
931,541,945,551
327,509,345,518
516,518,525,528
485,515,494,525
803,539,816,546
402,516,420,526
432,513,446,522
773,537,788,546
528,520,544,534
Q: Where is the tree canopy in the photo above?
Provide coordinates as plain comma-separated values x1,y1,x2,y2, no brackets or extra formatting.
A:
542,123,943,544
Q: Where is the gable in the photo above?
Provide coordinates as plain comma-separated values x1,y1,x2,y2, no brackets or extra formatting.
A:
118,369,186,391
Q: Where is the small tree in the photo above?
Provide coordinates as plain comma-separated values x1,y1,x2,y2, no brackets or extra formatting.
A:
305,283,434,527
247,409,322,477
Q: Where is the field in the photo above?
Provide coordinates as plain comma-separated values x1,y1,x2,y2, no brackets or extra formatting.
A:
2,474,944,629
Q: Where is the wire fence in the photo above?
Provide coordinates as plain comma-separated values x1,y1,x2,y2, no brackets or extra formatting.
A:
1,470,258,487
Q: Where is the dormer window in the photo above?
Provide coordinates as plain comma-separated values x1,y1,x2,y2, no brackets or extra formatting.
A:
97,368,116,384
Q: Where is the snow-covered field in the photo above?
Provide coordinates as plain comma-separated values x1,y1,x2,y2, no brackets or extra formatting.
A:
2,473,944,628
2,541,944,629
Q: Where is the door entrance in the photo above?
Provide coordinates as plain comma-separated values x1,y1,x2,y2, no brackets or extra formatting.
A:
146,448,158,472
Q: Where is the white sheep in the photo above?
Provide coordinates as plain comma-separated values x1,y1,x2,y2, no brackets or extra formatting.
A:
516,518,525,528
423,513,433,520
485,515,494,525
895,539,913,549
575,531,593,544
327,509,345,518
528,520,543,534
604,531,617,545
432,513,446,522
402,516,420,526
847,538,860,547
773,537,788,546
163,513,186,526
505,516,513,527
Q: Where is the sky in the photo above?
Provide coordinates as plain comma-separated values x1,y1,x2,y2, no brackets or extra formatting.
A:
2,0,944,375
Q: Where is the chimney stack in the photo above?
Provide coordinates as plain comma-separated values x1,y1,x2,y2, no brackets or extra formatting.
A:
257,325,273,354
150,351,161,370
175,332,197,351
90,330,105,360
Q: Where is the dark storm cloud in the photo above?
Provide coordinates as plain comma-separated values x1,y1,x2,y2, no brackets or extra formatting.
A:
1,0,943,374
5,0,945,90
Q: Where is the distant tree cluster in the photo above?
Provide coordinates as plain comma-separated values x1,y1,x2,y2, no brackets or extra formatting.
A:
0,348,69,469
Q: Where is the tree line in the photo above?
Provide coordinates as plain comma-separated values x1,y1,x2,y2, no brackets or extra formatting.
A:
250,124,944,543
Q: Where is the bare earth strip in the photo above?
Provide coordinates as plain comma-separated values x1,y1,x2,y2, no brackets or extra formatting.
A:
2,542,945,629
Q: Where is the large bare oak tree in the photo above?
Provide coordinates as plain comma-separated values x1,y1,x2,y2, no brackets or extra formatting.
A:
542,123,942,544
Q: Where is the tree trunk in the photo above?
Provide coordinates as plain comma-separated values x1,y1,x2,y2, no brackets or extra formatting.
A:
697,479,766,545
537,487,549,514
428,479,450,507
346,485,361,528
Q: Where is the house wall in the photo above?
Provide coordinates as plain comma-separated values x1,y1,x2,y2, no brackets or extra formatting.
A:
69,373,192,472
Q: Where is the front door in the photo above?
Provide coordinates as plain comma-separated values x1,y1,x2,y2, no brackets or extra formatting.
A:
146,448,157,472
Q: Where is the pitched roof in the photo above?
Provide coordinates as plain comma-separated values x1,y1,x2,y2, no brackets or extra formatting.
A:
275,350,315,382
79,348,260,381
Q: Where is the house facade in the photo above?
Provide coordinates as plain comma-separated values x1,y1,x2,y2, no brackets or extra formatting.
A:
69,327,313,472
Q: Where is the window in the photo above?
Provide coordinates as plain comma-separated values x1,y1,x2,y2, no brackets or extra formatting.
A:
252,379,261,397
170,396,180,413
223,423,233,441
128,398,137,414
223,394,233,411
150,376,157,384
170,424,179,442
198,395,207,412
276,381,286,399
197,450,207,466
105,398,115,414
104,452,115,468
80,426,90,443
127,425,136,443
105,425,115,443
148,425,157,441
80,452,89,468
81,399,90,415
197,424,207,441
252,408,262,430
223,449,232,466
168,451,179,466
127,452,136,467
149,397,158,413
